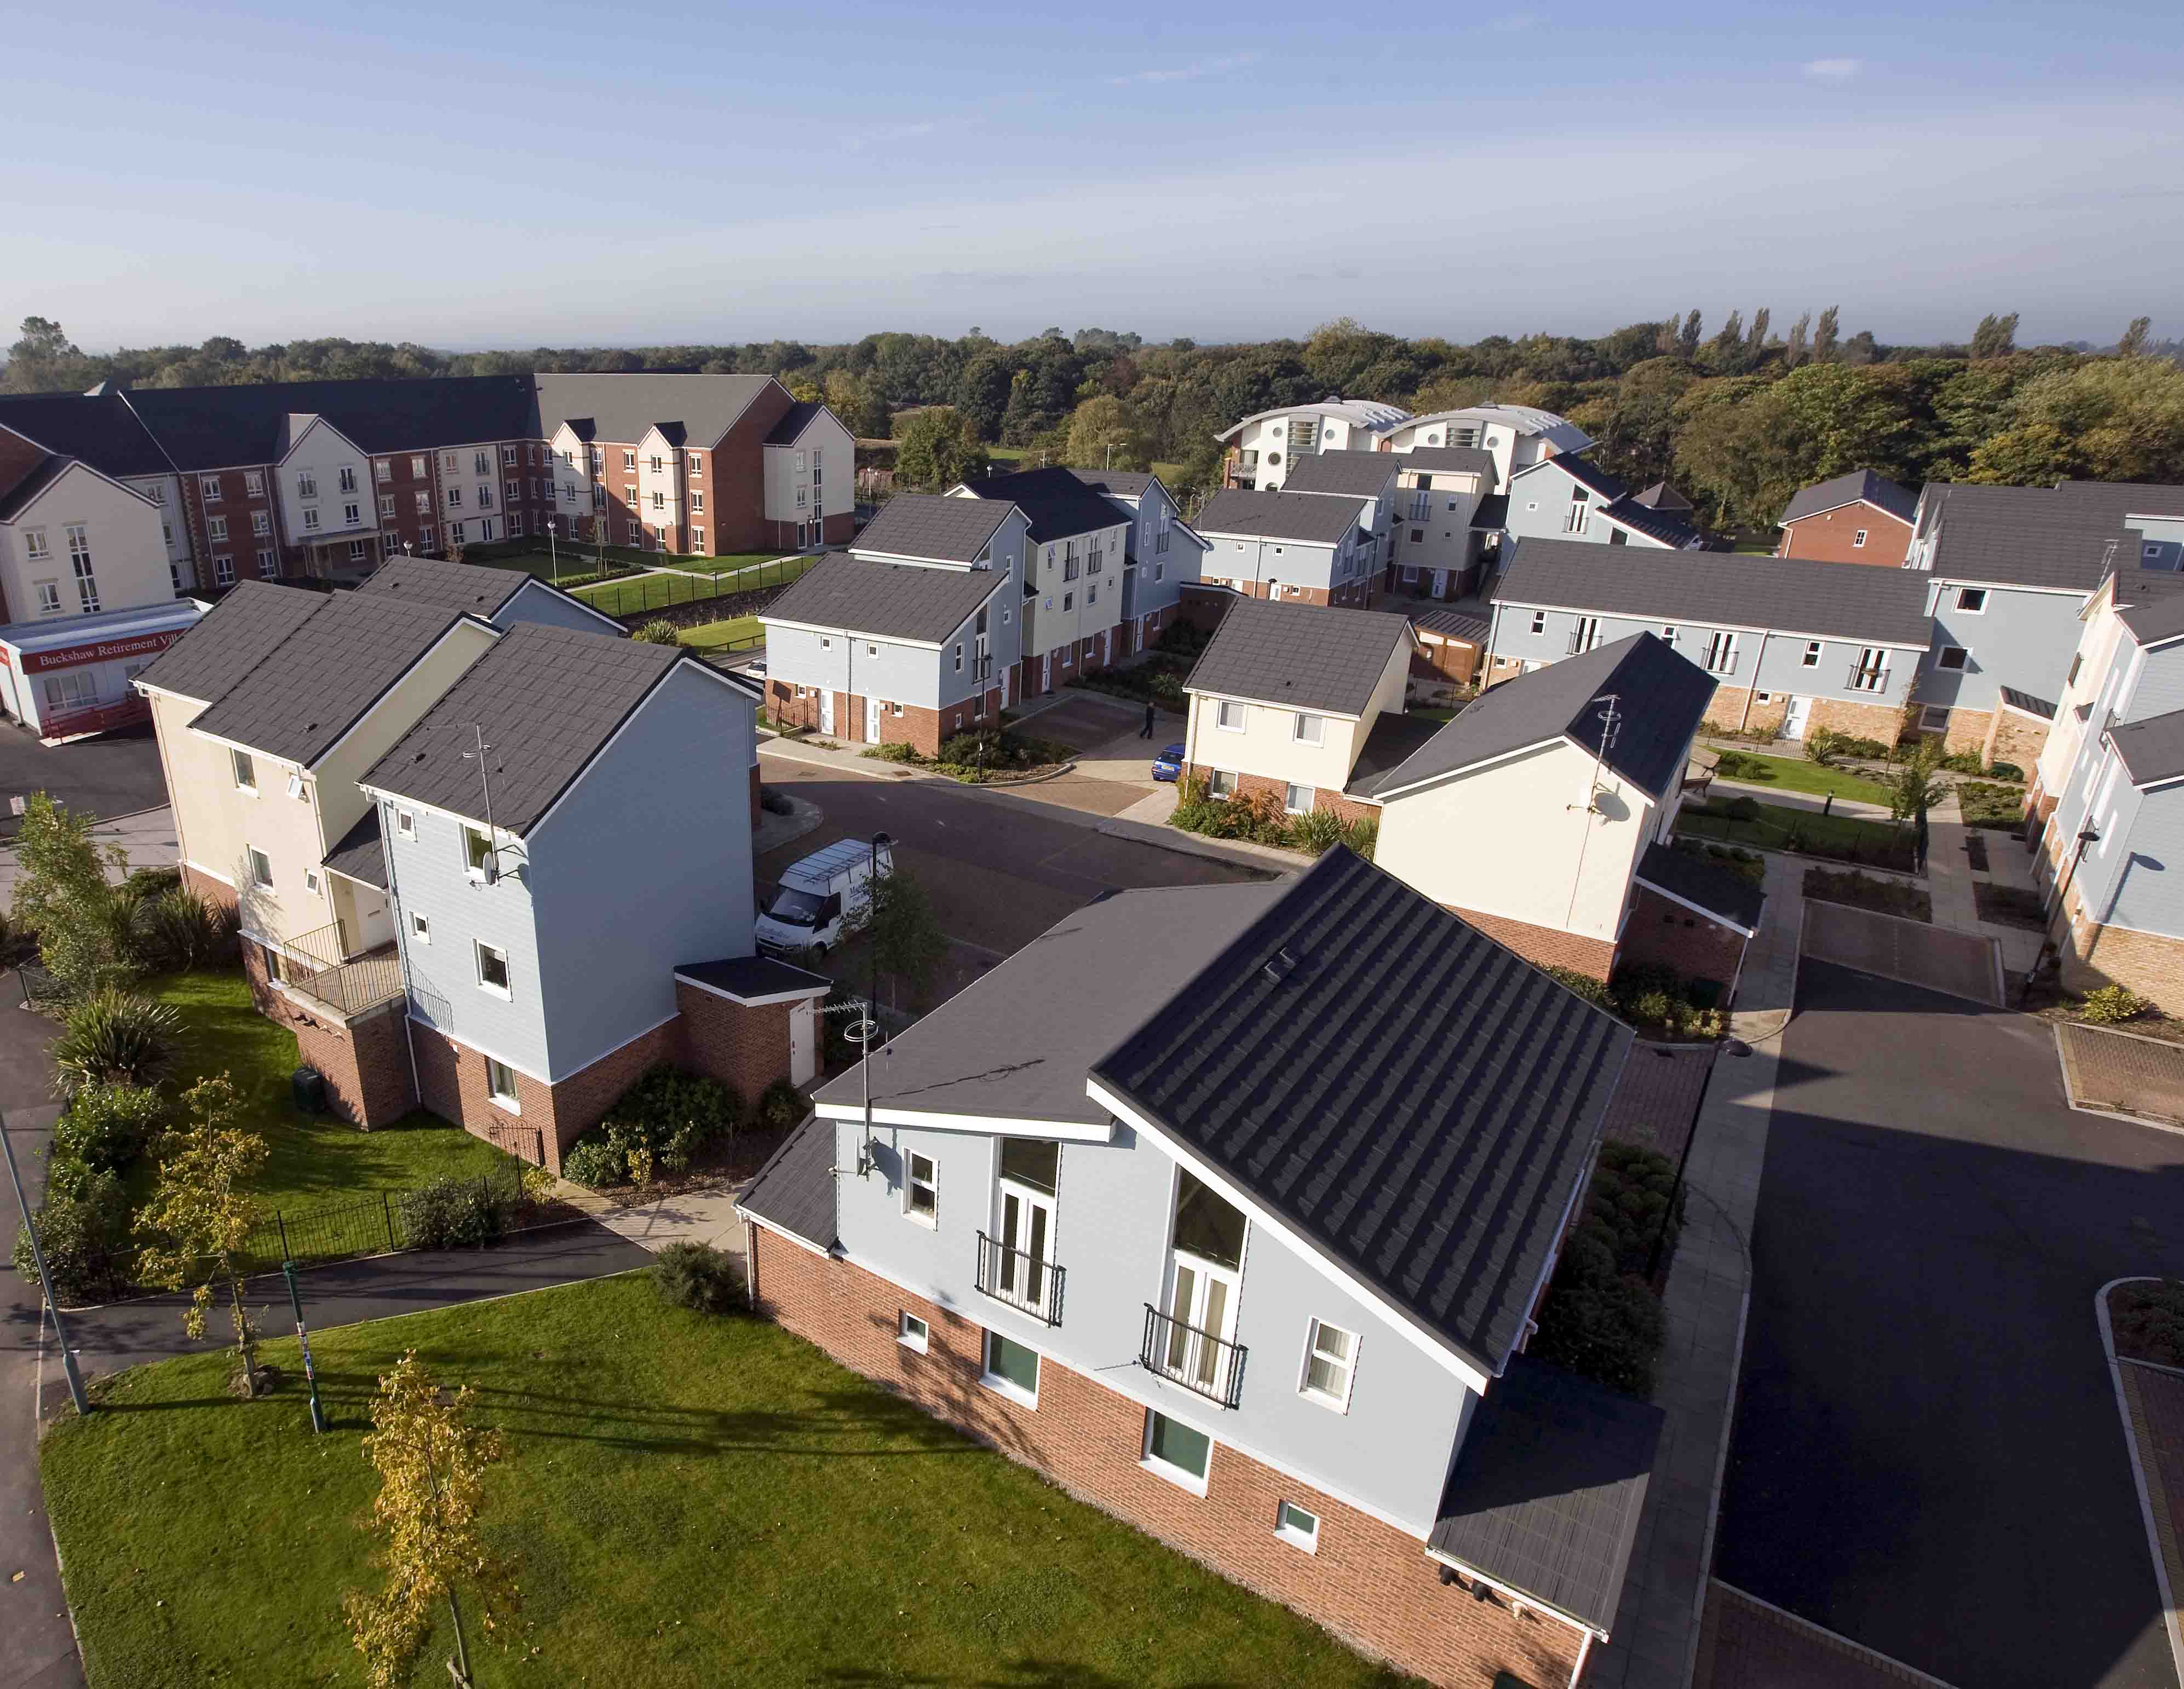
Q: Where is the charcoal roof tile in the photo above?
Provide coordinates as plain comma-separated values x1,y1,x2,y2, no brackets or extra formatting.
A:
1635,841,1765,932
532,372,778,449
674,955,831,1002
852,493,1015,564
1184,597,1413,716
2109,709,2184,787
133,579,330,704
1062,467,1157,498
321,809,387,891
763,401,831,445
963,466,1131,543
736,1115,838,1252
0,389,175,478
355,555,620,629
1194,488,1367,545
1279,450,1401,499
116,377,540,471
761,552,1006,645
1779,469,1918,526
1397,445,1498,481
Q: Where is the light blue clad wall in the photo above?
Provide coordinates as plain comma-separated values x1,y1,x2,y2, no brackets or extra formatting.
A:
2125,642,2184,720
831,1115,1472,1535
1487,604,1920,708
497,581,628,637
1204,532,1340,593
1918,579,2087,713
2100,780,2184,939
1122,481,1205,619
1502,462,1614,547
388,661,755,1082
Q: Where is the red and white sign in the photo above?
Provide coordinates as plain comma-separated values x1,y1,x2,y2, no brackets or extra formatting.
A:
5,627,188,675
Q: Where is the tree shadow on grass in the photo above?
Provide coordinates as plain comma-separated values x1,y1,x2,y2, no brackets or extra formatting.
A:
821,1667,1271,1689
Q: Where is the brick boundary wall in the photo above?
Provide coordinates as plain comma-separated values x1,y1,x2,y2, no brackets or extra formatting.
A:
1801,695,1908,742
1616,886,1749,1000
746,1230,1589,1689
2054,877,2184,1018
1447,904,1618,981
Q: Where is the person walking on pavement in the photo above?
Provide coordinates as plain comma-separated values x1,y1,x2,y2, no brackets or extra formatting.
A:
1141,701,1157,739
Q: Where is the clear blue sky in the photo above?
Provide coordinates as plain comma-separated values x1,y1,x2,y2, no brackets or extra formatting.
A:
8,0,2178,351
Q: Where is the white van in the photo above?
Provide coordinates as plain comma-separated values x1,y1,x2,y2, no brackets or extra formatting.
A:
755,838,894,959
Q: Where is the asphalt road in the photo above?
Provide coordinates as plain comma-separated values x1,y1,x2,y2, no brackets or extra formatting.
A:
1716,959,2184,1689
0,724,166,837
757,752,1271,960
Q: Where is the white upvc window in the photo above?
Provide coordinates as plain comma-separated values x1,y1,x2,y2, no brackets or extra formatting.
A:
35,581,61,614
214,555,235,585
199,477,222,503
462,824,495,878
375,459,392,483
475,940,512,998
1283,783,1314,814
22,527,48,560
1955,587,1987,614
898,1311,929,1353
396,808,415,839
415,491,432,515
1142,1409,1211,1495
1936,645,1969,671
1529,609,1546,635
485,1057,520,1110
1850,647,1891,691
1802,640,1822,667
981,1331,1041,1409
251,510,270,535
1292,712,1324,745
338,465,357,493
1216,700,1247,733
247,846,273,889
66,526,99,612
257,549,278,578
208,515,229,541
1854,528,1869,547
904,1151,938,1225
302,509,321,532
1274,1500,1320,1553
410,911,430,944
687,452,703,474
297,472,317,500
474,451,490,476
1208,769,1238,799
231,748,256,791
411,456,428,478
1300,1318,1358,1411
1703,630,1739,673
243,470,262,498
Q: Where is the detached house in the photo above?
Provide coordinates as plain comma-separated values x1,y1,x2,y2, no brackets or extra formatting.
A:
1062,469,1210,657
1502,457,1704,551
759,493,1028,748
1774,469,1917,564
1180,599,1426,823
959,466,1135,690
1488,537,1932,743
738,846,1662,1689
1217,397,1411,490
1194,489,1378,608
1370,633,1761,989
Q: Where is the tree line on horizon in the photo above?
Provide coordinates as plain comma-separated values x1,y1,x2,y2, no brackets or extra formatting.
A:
7,311,2182,533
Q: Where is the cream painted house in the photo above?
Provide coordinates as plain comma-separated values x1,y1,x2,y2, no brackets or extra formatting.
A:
1368,633,1761,987
762,402,855,551
136,581,499,984
1180,599,1422,822
277,416,385,575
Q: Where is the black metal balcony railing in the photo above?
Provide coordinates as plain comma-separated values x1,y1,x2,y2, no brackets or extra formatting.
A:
975,1232,1064,1324
282,921,404,1017
1139,1304,1247,1409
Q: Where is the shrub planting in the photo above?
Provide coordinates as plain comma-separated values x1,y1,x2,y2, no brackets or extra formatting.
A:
562,1065,743,1187
2112,1278,2184,1368
398,1175,504,1249
53,1082,166,1175
1527,1143,1681,1396
632,619,683,645
50,988,181,1095
654,1240,745,1314
757,1078,807,1132
11,1168,130,1299
2079,984,2150,1025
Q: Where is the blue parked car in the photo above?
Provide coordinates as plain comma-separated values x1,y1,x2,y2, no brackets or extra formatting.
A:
1152,742,1186,781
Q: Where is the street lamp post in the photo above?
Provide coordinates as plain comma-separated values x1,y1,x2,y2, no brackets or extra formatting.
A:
545,518,560,589
2,1112,91,1415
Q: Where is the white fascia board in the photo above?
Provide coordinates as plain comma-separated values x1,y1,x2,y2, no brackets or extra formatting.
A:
14,457,160,513
510,575,625,633
813,1099,1116,1144
1495,598,1929,653
306,615,499,771
673,971,830,1007
756,612,945,652
1185,684,1364,720
1371,735,1562,804
1418,1545,1604,1641
846,548,980,571
1085,1078,1496,1396
738,1209,834,1257
1927,574,2100,601
1632,874,1757,937
132,679,214,707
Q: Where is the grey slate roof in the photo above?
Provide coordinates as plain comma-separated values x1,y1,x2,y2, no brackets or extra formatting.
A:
763,400,829,446
1366,633,1713,803
532,372,777,449
736,1115,838,1252
1635,841,1765,933
0,454,72,522
1998,687,2057,720
1598,1042,1715,1156
0,389,175,479
761,552,1004,645
134,579,331,704
810,880,1291,1128
1279,449,1401,499
118,377,538,470
362,624,691,833
1093,847,1634,1377
1633,481,1693,512
1919,482,2143,591
1597,498,1704,549
852,493,1015,564
2109,569,2184,647
321,810,387,891
963,466,1131,544
1409,607,1491,645
2109,710,2184,787
1344,713,1448,797
1428,1353,1664,1633
187,593,478,766
674,955,831,1001
1063,467,1157,499
1495,537,1933,646
1778,469,1917,527
1396,445,1497,482
1184,597,1413,716
1472,493,1509,529
356,555,531,618
1194,488,1367,545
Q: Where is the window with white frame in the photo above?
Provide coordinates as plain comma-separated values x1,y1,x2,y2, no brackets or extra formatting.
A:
1208,769,1238,799
297,472,317,500
690,491,704,513
43,670,95,712
1216,700,1247,732
981,1331,1041,1406
410,910,429,944
302,508,320,532
414,491,431,515
208,515,229,541
247,846,273,889
1292,712,1324,745
446,487,463,509
1300,1318,1358,1410
338,465,357,493
35,580,61,613
1274,1500,1319,1552
199,477,222,503
343,503,360,526
214,555,235,585
623,451,636,470
1283,783,1314,814
1955,587,1987,614
473,451,490,476
1854,529,1869,547
22,528,48,561
1802,640,1822,667
411,456,427,478
380,495,396,520
476,486,492,510
475,941,511,997
904,1151,938,1224
462,825,495,877
505,480,521,504
1850,648,1890,691
898,1312,928,1353
395,808,415,839
231,749,256,791
1703,630,1738,673
501,445,519,468
687,453,702,474
1529,610,1546,635
66,526,98,611
375,459,391,483
485,1058,519,1109
1142,1409,1211,1492
1936,645,1969,671
242,471,261,496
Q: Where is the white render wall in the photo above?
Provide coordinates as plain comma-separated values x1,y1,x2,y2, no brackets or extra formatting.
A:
279,419,378,554
0,463,173,620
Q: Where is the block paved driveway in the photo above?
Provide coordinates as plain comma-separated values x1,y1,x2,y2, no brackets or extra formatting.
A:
1800,898,2003,1006
1716,959,2184,1688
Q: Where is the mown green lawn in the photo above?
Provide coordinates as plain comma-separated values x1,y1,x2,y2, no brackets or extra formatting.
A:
1710,748,1892,805
130,970,512,1213
43,1275,1412,1689
1677,800,1915,870
677,615,762,655
572,554,815,618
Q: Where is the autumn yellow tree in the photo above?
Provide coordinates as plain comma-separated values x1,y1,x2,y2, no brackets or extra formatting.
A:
346,1353,522,1689
134,1075,267,1393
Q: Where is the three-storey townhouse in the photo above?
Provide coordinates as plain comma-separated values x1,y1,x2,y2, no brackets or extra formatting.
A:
1192,488,1377,608
1486,537,1932,743
1061,468,1210,656
1379,445,1498,602
1275,449,1402,601
956,467,1133,694
738,846,1663,1689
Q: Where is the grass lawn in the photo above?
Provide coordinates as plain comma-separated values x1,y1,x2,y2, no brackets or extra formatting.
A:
1710,748,1892,805
572,554,815,618
1677,799,1916,871
43,1275,1412,1689
129,970,513,1213
677,614,761,655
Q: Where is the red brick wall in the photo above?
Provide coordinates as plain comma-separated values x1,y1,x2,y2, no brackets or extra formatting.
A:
1616,887,1749,999
1804,695,1911,743
177,465,282,587
0,425,47,492
1776,508,1912,564
1181,766,1380,827
674,981,802,1104
1448,904,1619,981
1979,706,2050,773
181,864,239,918
711,385,796,554
749,1233,1589,1689
1209,579,1373,610
413,1017,682,1174
235,944,418,1128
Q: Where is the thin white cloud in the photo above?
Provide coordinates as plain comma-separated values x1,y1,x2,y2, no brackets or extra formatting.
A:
1108,51,1259,87
1803,57,1861,81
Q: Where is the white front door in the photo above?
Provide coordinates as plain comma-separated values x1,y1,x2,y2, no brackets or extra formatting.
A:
1432,570,1448,599
819,689,836,735
789,999,815,1086
864,695,881,743
1781,695,1813,740
1040,653,1051,694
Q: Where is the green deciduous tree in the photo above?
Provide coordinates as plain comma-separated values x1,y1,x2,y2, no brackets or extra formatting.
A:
1813,306,1840,363
1063,394,1152,471
1968,357,2184,486
2119,316,2153,359
1970,312,2020,359
134,1076,269,1393
11,793,131,997
844,868,949,1008
893,406,990,488
345,1353,523,1689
